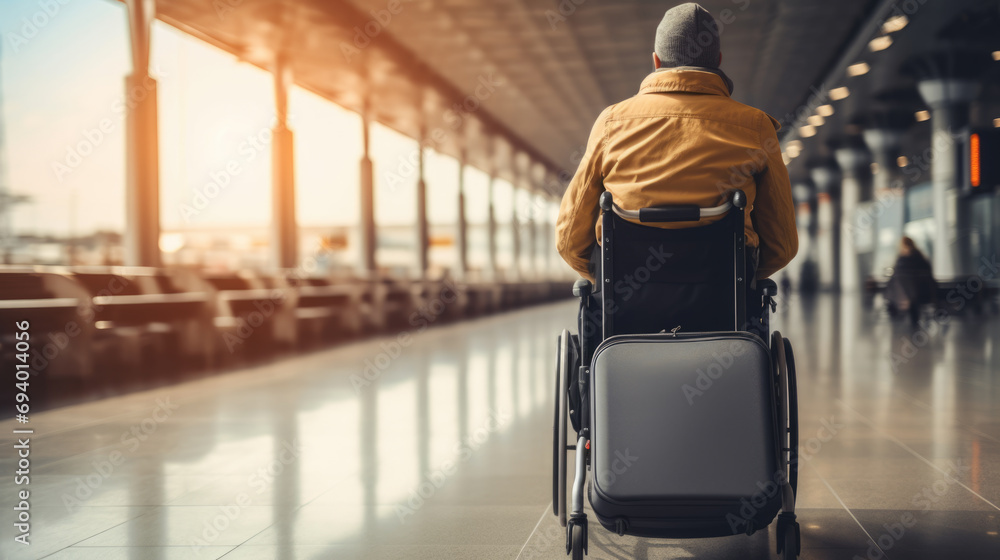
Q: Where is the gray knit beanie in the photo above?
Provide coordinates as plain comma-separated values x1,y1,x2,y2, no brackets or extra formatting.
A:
654,3,721,69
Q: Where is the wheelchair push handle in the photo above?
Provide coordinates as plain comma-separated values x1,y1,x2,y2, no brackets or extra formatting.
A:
601,190,746,223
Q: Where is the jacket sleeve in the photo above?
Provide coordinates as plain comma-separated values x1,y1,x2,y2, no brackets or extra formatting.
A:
753,114,798,279
555,107,610,283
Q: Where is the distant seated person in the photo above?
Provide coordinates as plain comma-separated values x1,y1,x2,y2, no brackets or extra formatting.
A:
885,236,935,326
555,3,798,322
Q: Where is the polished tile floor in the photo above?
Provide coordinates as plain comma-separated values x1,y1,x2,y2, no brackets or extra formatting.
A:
1,294,999,559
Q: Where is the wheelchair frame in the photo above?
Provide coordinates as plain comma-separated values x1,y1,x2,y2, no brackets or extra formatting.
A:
553,190,800,560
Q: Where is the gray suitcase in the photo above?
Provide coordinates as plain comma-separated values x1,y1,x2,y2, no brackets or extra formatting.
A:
589,332,782,538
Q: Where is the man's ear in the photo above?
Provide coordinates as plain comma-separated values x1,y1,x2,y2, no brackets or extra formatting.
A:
652,52,661,69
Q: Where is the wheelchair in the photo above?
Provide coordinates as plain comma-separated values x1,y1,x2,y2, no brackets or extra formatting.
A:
552,190,800,559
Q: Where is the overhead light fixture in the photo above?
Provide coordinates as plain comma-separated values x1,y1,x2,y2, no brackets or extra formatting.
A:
993,51,1000,61
816,104,834,117
847,62,870,77
782,153,791,165
994,117,1000,128
868,35,893,52
807,114,825,127
881,14,908,34
915,110,930,122
799,125,817,138
896,156,909,167
829,86,850,101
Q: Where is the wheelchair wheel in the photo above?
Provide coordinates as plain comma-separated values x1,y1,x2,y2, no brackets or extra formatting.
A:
783,337,799,497
782,524,799,560
552,330,570,527
771,332,794,510
572,525,586,560
770,333,788,466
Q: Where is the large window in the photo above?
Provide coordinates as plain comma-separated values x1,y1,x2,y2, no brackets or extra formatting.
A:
492,179,515,275
515,186,533,275
425,149,459,277
371,123,419,275
155,23,274,269
1,0,129,264
463,166,491,277
289,86,362,274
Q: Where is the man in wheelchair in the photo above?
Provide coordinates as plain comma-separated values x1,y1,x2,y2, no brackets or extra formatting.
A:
550,5,802,559
555,2,797,339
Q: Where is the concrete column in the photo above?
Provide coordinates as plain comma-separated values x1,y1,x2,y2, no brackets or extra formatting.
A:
863,127,905,277
271,57,296,269
811,165,842,291
526,168,538,278
863,128,903,196
834,147,870,292
917,78,980,280
486,173,498,279
793,181,820,292
510,177,521,281
456,156,469,280
124,0,160,267
359,111,377,276
415,139,429,279
545,172,559,276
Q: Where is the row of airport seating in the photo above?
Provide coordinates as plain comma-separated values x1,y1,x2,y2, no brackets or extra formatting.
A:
863,276,1000,315
0,266,573,411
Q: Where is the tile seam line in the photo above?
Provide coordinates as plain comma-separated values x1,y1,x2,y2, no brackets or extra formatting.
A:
891,390,1000,446
33,507,161,560
515,502,552,560
839,399,1000,512
804,460,890,559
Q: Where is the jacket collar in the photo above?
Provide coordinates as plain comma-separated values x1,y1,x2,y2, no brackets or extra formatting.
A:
639,67,734,97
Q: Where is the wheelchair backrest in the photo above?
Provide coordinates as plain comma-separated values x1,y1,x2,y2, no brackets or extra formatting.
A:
598,190,747,338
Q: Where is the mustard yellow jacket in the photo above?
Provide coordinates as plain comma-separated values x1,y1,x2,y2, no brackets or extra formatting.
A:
556,68,798,282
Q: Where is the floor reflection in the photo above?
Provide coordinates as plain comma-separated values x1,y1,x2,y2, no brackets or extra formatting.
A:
1,295,998,559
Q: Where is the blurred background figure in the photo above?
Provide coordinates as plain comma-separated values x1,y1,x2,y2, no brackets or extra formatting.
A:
885,236,935,326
